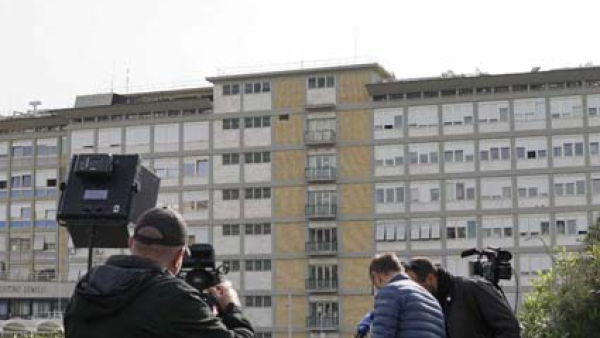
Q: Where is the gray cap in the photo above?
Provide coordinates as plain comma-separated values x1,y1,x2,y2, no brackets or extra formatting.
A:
133,207,188,247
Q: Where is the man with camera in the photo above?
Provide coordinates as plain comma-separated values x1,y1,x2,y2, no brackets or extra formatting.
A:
64,207,255,338
404,257,520,338
368,252,446,338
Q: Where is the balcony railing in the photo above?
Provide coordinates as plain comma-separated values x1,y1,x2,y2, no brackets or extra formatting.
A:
306,278,339,291
305,204,337,219
304,130,336,145
305,241,338,254
305,167,337,182
306,316,339,329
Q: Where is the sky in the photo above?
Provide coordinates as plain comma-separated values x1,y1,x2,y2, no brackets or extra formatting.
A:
0,0,599,114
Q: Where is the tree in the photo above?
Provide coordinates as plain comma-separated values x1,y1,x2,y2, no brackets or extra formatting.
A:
519,218,600,337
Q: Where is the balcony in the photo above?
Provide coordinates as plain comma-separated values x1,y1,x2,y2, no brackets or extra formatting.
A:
306,278,338,292
305,167,337,182
306,316,339,330
305,204,337,219
304,130,336,146
305,241,338,255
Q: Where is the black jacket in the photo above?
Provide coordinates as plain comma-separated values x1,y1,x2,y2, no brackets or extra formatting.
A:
64,255,255,338
434,269,520,338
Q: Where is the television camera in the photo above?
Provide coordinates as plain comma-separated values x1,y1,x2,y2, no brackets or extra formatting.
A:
461,247,513,286
179,243,229,305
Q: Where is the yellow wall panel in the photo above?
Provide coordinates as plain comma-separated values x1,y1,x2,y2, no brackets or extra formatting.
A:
273,76,305,109
339,146,371,178
341,295,374,328
274,296,307,328
340,221,373,253
339,110,370,142
274,150,305,181
275,223,305,254
274,114,303,145
341,258,372,290
273,187,305,218
275,259,306,291
338,71,372,104
341,184,372,215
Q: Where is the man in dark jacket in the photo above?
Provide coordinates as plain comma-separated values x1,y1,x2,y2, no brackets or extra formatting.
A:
64,207,255,338
369,252,445,338
404,257,520,338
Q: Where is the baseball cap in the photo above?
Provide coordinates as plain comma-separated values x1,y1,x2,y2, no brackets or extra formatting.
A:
133,207,189,252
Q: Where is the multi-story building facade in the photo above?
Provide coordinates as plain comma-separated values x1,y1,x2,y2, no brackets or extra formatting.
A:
0,62,599,335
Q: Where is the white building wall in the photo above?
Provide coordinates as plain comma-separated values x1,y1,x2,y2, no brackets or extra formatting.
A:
182,191,209,221
479,139,511,171
410,218,442,251
214,84,242,113
444,141,475,173
442,103,474,135
519,254,552,286
183,122,209,151
514,98,546,130
213,226,241,255
213,120,241,149
518,214,550,247
213,158,240,184
125,125,150,153
244,128,271,147
481,216,514,248
517,175,550,208
244,200,272,218
213,192,241,220
408,143,439,174
446,255,471,277
374,108,403,139
375,145,404,177
478,100,510,133
481,177,512,209
589,133,600,166
408,105,438,137
97,128,122,154
244,163,271,183
592,172,600,204
245,309,273,328
550,95,583,129
244,235,272,254
183,156,210,186
552,135,585,167
555,213,588,246
70,130,95,154
375,220,407,252
445,179,476,211
587,94,600,126
554,174,587,206
243,93,272,112
375,182,406,214
244,272,272,290
410,181,441,212
516,137,548,170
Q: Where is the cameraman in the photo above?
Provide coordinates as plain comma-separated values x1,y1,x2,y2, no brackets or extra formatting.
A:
64,207,255,338
404,257,519,338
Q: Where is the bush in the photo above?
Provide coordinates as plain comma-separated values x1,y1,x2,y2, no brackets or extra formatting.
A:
519,219,600,338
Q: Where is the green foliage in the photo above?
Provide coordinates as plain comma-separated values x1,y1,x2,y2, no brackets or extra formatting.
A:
519,220,600,338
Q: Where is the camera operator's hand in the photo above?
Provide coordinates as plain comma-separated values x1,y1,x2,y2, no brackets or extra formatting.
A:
209,282,241,312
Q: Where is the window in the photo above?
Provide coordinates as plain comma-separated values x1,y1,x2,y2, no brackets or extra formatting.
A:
223,84,240,96
222,260,240,272
222,224,240,236
245,259,271,271
245,187,271,200
245,296,272,308
244,82,271,94
183,159,209,177
244,152,271,164
376,187,404,204
223,118,240,130
222,189,240,201
245,116,271,128
307,75,335,89
245,223,271,235
222,153,240,165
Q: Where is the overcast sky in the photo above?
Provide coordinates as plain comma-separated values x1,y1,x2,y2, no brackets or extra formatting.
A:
1,0,598,114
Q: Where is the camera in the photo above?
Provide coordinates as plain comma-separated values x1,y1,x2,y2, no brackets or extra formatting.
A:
179,244,229,305
461,247,513,285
